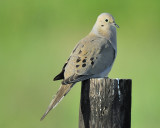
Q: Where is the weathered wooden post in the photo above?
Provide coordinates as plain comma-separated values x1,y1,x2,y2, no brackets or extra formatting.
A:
79,78,132,128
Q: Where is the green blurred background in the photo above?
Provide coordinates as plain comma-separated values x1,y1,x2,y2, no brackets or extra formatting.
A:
0,0,160,128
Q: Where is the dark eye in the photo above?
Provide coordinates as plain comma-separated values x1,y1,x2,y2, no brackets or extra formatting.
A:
105,19,108,22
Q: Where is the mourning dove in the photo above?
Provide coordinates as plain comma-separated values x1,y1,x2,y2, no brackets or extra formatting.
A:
41,13,119,120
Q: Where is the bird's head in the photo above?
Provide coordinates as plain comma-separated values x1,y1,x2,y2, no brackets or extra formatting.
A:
91,13,119,38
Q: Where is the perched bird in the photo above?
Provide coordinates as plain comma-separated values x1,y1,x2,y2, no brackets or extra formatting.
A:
41,13,119,120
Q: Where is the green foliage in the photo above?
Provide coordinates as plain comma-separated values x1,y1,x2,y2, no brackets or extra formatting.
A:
0,0,160,127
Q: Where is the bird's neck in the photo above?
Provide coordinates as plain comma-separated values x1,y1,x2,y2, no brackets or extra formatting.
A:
91,24,116,38
90,25,117,50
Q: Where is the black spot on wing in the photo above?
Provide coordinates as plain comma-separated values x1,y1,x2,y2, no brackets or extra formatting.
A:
82,64,86,67
82,59,86,63
76,65,80,68
90,57,94,61
91,61,94,65
76,57,81,63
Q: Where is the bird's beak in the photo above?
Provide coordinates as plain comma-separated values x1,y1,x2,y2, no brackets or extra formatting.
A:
114,23,119,28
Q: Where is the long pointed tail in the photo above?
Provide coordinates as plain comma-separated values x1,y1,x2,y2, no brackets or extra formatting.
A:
40,83,74,121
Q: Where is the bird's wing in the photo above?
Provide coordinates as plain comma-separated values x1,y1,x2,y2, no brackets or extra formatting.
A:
63,36,115,84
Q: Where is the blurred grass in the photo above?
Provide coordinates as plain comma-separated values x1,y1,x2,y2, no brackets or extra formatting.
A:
0,0,160,128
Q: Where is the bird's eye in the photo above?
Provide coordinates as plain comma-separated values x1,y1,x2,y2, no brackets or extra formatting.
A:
105,19,108,22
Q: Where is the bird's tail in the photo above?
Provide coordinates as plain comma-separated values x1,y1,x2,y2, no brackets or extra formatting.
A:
40,83,74,121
